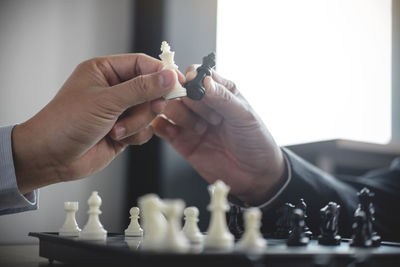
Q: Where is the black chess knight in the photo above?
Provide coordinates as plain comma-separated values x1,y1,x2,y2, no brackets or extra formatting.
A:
287,208,310,246
318,202,341,246
350,187,381,247
296,198,313,238
274,203,295,239
184,52,216,100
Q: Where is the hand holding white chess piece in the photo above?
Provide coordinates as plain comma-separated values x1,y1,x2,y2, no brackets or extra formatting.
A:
59,201,81,237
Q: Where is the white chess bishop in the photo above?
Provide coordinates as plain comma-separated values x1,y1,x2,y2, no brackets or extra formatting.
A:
204,180,234,251
80,191,107,241
163,199,190,253
59,202,81,237
124,207,143,237
236,207,267,253
138,194,167,251
159,41,187,100
182,206,204,243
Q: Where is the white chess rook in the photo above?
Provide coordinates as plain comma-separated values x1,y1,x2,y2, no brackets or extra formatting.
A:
236,208,267,253
204,180,234,251
125,207,143,237
163,199,190,253
138,194,167,251
80,191,107,241
159,41,187,100
59,202,81,237
182,206,204,243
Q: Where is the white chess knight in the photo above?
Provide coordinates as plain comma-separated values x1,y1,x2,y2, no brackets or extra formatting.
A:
59,202,81,237
163,199,190,252
80,191,107,240
182,206,204,243
124,207,143,237
204,180,234,251
138,194,167,250
236,208,267,253
159,41,187,100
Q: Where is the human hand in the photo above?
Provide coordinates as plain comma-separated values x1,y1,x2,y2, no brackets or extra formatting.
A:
12,54,178,194
152,65,286,205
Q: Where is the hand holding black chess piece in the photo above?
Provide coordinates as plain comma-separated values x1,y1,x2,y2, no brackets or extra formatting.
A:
184,52,216,100
350,187,381,247
287,208,310,246
318,202,341,246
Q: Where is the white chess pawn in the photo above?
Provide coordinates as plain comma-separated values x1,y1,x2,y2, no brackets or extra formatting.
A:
159,41,187,100
138,193,167,251
163,199,190,253
204,180,234,251
125,207,143,237
59,202,81,237
80,191,107,241
182,206,204,243
236,208,267,253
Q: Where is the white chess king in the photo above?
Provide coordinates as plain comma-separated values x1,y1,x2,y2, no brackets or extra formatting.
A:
80,191,107,241
159,41,187,100
204,180,234,251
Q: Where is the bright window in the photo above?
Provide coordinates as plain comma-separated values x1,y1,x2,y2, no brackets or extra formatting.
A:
217,0,392,145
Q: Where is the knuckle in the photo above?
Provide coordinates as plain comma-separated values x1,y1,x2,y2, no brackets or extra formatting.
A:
131,75,149,101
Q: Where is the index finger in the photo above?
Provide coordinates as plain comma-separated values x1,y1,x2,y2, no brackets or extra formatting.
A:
106,53,165,82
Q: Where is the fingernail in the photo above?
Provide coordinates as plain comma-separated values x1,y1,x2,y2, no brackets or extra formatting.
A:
114,125,126,140
195,120,207,134
210,113,222,125
159,69,175,88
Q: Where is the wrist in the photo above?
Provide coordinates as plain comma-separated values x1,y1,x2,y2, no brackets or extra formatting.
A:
240,148,287,206
12,121,61,194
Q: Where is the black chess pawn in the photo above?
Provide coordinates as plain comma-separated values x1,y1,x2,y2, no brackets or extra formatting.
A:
274,203,295,239
287,208,310,246
228,204,244,239
350,209,372,247
296,198,313,238
357,187,381,247
184,52,216,100
318,202,341,246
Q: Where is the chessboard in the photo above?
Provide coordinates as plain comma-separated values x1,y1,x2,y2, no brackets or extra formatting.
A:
29,232,400,267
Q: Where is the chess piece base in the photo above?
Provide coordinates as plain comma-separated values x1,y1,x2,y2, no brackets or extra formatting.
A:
318,234,341,246
287,236,309,247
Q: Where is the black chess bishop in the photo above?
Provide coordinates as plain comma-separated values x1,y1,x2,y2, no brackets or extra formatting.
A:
350,187,381,247
274,202,295,239
287,208,310,246
318,202,341,246
296,198,313,238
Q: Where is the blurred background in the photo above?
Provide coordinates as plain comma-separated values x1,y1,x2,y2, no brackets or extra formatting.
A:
0,0,399,243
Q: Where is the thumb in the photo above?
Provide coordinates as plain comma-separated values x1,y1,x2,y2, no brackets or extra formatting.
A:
108,69,176,110
203,76,250,121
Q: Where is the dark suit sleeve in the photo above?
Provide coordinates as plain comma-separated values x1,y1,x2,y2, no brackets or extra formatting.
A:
259,148,400,241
